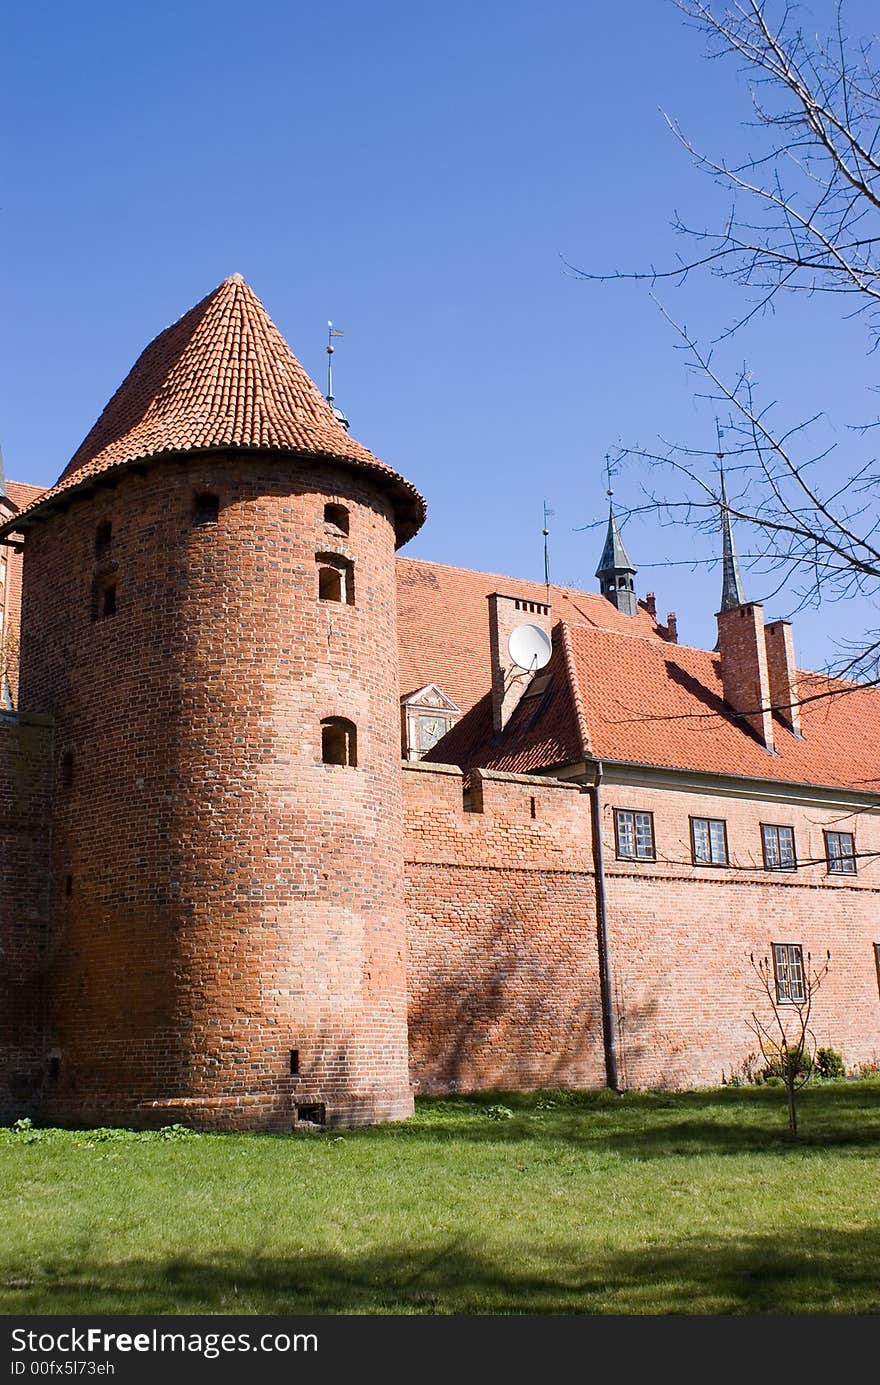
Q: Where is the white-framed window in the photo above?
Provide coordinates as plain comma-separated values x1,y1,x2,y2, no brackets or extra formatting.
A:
614,808,656,861
772,942,806,1005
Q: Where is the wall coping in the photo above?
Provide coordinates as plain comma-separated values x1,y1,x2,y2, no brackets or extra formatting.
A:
401,759,462,777
471,767,583,791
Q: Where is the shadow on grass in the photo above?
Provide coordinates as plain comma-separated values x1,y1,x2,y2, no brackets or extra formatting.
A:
3,1225,880,1315
400,1082,880,1157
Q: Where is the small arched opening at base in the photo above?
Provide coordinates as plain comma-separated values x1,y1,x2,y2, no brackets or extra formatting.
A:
321,717,358,767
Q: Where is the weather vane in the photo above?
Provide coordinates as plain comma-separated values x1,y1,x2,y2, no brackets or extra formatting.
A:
326,321,344,406
542,500,555,590
604,453,616,499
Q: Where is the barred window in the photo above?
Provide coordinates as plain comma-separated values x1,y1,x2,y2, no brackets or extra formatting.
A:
614,808,655,861
825,830,856,875
761,823,797,871
691,817,728,866
772,942,806,1005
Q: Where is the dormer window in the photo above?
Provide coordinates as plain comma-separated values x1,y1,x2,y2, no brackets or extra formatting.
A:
324,503,349,537
401,684,461,760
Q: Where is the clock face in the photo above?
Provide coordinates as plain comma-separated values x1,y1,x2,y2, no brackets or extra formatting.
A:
417,715,447,751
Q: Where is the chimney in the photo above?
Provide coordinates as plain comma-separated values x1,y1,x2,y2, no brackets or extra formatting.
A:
644,592,657,619
488,592,552,735
764,619,802,738
666,611,678,644
716,602,774,751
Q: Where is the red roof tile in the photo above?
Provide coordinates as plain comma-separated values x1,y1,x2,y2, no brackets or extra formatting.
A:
4,481,46,512
398,558,880,794
4,278,424,545
396,556,671,718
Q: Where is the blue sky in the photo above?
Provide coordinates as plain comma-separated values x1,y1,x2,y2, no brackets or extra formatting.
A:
3,0,878,666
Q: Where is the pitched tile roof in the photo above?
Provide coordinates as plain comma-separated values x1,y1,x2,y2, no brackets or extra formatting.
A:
3,277,425,545
4,480,46,513
396,556,671,717
398,557,880,795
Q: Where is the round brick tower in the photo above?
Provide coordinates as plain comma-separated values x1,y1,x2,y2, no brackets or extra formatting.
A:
7,276,425,1129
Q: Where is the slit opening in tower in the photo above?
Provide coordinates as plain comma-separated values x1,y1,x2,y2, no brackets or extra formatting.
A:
91,576,117,621
321,718,357,767
94,520,112,561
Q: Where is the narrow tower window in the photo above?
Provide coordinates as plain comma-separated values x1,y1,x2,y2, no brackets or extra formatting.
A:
316,554,355,605
193,493,220,526
91,576,117,621
60,752,74,788
321,718,357,767
324,503,349,536
94,521,112,561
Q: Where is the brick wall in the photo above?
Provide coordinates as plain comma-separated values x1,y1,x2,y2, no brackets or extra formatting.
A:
18,453,412,1130
600,779,880,1086
403,763,606,1093
0,712,52,1120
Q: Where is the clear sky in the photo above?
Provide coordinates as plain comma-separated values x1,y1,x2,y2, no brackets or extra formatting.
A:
3,0,878,667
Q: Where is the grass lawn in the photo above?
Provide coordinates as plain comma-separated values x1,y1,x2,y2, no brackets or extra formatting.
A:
2,1081,879,1315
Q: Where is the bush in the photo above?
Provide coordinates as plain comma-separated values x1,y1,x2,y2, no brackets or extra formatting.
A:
755,1049,813,1085
816,1048,846,1080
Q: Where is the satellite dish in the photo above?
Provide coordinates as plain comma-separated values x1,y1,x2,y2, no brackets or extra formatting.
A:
508,623,552,671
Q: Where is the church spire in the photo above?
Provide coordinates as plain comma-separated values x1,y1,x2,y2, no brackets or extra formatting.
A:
595,459,638,617
719,463,746,612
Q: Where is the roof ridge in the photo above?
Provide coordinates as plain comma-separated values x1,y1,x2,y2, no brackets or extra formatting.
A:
569,617,712,659
559,622,592,758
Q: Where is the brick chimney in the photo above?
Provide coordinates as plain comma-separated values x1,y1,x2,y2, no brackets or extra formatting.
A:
764,618,802,738
644,592,657,618
488,593,552,734
716,602,774,751
666,611,678,644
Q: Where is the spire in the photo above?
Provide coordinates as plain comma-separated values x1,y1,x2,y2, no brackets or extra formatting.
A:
595,505,637,581
2,276,425,546
719,465,746,612
595,458,638,617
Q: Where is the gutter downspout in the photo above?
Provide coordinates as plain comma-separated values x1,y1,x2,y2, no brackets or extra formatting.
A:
587,760,621,1092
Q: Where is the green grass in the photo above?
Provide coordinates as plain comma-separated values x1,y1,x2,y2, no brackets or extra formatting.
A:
2,1081,879,1315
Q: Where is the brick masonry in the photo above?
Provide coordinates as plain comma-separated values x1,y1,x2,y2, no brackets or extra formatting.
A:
600,777,880,1086
4,472,880,1123
16,453,413,1130
403,762,606,1093
0,712,52,1120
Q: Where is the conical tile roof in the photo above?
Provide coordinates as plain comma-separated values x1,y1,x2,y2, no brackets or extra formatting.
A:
4,276,425,544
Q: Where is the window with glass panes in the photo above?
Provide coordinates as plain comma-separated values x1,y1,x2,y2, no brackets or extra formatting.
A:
825,830,856,874
690,817,728,865
772,942,806,1004
614,809,655,860
761,823,797,871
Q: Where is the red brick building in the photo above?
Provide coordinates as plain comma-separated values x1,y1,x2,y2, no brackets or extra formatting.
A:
2,276,879,1128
